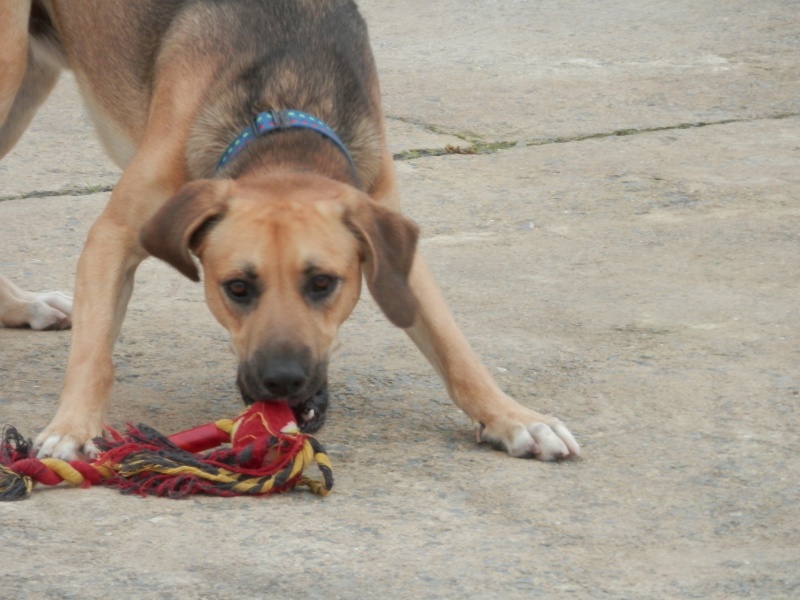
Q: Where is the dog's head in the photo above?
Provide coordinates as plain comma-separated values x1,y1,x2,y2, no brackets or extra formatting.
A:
139,173,418,409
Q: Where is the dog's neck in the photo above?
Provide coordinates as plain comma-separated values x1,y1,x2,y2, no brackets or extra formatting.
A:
186,98,368,189
227,130,361,189
216,111,356,171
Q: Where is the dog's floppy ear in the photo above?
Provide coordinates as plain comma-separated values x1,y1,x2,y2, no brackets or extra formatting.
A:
345,198,420,328
139,179,231,281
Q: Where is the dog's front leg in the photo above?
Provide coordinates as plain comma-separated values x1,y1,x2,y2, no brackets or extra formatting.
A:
404,257,581,461
33,143,185,460
33,205,146,459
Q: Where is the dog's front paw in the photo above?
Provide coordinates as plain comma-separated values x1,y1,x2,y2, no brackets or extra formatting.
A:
27,292,73,330
477,408,581,461
34,417,103,460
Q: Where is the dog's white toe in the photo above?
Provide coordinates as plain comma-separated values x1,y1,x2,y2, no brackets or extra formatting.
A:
26,292,73,330
479,412,581,461
41,292,73,316
27,301,70,330
36,433,82,460
35,434,101,461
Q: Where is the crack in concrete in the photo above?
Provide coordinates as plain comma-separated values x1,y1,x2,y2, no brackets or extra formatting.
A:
393,141,517,161
3,111,797,200
391,110,800,161
0,184,114,203
526,111,800,147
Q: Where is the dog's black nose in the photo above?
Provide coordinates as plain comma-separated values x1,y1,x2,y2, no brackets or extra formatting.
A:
261,359,307,398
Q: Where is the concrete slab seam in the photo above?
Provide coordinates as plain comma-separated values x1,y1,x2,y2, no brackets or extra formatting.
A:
3,111,798,203
391,110,800,161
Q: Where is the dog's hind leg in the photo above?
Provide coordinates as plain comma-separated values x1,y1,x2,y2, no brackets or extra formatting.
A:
0,1,69,329
0,0,61,160
0,1,31,125
0,273,72,330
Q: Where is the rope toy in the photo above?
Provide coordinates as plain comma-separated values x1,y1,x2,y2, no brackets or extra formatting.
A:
0,401,333,501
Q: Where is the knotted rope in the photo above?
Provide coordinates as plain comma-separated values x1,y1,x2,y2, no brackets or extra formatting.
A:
1,401,333,501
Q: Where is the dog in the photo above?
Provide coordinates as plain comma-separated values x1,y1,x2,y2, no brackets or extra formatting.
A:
0,0,580,462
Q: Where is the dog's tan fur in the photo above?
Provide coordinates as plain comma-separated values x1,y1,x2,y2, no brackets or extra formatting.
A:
1,0,579,462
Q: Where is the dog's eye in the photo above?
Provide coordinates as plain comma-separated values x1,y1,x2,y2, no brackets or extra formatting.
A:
224,279,253,303
307,274,338,301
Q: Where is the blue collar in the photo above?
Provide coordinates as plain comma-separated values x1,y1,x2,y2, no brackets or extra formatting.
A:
215,109,358,180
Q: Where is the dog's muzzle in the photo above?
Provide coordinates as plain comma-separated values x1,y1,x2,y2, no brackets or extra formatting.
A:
235,346,329,432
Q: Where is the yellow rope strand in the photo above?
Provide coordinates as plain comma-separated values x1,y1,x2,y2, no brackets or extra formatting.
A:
39,458,116,485
107,438,332,496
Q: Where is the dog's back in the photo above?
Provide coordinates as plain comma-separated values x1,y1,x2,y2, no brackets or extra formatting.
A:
33,0,383,183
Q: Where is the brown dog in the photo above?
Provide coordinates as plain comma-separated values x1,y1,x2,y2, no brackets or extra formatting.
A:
1,0,579,462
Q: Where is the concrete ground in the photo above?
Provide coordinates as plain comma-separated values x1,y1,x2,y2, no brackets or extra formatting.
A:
1,1,798,598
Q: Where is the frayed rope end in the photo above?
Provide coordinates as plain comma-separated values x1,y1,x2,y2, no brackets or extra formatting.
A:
0,426,35,501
